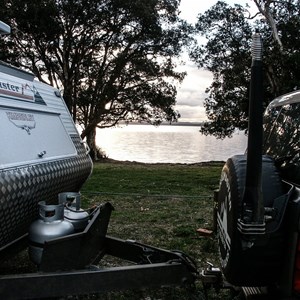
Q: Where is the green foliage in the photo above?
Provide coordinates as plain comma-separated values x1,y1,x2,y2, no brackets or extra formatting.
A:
192,0,300,138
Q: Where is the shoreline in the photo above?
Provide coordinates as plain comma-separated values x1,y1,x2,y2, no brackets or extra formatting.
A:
95,157,225,167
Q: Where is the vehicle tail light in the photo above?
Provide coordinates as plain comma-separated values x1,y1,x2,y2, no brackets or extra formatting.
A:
293,239,300,294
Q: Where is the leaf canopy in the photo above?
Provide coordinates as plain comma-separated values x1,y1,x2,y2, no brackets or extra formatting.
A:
0,0,193,159
192,0,300,138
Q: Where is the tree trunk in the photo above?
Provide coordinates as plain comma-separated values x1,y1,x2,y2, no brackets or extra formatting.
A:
85,126,98,161
63,90,72,114
253,0,284,52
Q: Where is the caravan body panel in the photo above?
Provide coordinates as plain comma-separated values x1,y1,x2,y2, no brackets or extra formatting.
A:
0,62,93,250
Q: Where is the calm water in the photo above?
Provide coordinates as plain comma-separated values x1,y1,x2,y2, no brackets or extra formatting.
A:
96,125,248,164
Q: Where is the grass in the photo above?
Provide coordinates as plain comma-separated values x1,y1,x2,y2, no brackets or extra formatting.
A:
81,161,221,197
2,160,237,299
78,161,233,299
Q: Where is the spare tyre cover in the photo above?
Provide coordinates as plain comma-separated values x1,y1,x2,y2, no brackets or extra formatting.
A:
217,155,285,286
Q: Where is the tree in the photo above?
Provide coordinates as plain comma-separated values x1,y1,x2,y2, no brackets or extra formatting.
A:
253,0,283,51
0,0,192,159
191,0,300,138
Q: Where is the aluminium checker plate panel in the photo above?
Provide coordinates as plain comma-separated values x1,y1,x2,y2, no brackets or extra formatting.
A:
0,135,92,249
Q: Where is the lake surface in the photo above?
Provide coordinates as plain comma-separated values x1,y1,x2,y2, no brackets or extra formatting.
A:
96,125,248,164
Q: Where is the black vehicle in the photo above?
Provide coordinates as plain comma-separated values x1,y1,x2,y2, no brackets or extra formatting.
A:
215,33,300,298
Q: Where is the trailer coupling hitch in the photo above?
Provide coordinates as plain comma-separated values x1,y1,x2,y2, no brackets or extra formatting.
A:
200,262,222,287
169,249,198,276
105,236,199,280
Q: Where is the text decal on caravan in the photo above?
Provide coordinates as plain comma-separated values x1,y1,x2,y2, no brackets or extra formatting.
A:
0,78,45,104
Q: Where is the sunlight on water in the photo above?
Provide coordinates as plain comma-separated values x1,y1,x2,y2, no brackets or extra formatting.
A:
96,125,248,163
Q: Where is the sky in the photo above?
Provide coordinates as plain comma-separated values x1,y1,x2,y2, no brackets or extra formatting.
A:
176,0,258,122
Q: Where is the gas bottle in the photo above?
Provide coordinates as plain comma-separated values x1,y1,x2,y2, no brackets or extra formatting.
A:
29,201,75,265
58,192,89,232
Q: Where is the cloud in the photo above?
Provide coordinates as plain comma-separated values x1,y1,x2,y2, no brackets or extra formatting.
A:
179,0,257,24
175,64,212,122
179,1,217,24
175,104,207,122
